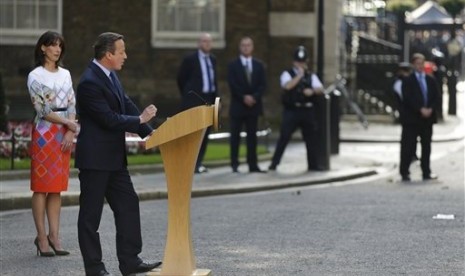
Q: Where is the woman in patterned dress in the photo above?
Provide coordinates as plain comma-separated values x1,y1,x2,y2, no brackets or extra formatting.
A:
27,31,78,257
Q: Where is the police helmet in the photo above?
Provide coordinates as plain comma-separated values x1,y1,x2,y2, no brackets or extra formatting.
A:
293,45,308,62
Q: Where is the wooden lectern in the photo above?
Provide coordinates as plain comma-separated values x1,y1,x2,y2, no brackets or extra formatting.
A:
145,98,220,276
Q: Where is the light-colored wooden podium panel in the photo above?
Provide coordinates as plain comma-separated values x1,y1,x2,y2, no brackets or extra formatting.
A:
156,130,202,275
146,105,214,149
147,268,211,276
212,97,220,132
145,100,220,276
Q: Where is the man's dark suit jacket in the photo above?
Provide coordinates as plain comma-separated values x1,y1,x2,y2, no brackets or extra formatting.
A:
227,57,266,117
75,62,153,170
177,51,218,110
400,72,438,125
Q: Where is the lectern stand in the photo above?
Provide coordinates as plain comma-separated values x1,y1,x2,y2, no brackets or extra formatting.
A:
145,98,220,276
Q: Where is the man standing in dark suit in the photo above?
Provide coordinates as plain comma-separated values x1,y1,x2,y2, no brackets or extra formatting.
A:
400,53,439,182
227,36,266,173
75,32,161,276
177,33,218,174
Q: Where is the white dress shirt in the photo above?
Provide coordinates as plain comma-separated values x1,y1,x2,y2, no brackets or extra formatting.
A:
198,50,215,93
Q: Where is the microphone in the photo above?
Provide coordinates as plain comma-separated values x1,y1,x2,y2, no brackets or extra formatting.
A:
188,90,208,105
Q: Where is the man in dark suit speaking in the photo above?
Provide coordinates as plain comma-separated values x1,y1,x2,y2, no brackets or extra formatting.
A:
75,32,161,276
177,33,218,174
400,53,439,182
227,36,267,173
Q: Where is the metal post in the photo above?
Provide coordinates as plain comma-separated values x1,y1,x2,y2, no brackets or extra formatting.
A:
447,71,458,115
315,94,330,170
330,90,341,154
317,0,324,82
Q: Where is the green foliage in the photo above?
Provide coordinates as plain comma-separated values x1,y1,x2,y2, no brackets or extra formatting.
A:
0,158,31,170
438,0,465,17
0,143,270,170
386,0,417,14
200,143,269,161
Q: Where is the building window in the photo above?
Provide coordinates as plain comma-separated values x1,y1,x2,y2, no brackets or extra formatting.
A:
0,0,62,45
151,0,225,48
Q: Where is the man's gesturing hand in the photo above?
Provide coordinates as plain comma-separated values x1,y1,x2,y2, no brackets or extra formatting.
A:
139,104,157,124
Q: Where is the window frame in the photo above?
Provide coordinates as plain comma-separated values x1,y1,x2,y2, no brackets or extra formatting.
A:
0,0,63,45
151,0,225,49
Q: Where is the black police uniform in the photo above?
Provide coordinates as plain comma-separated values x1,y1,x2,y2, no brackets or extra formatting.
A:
269,68,319,171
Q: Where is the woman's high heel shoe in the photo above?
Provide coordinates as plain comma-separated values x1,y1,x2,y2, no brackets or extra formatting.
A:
47,236,70,256
34,238,55,257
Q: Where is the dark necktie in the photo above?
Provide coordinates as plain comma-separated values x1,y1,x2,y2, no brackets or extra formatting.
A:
244,60,252,84
110,72,123,104
418,73,428,106
204,56,212,93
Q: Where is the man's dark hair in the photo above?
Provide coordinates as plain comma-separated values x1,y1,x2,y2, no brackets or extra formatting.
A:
411,53,425,63
34,31,65,68
93,32,124,60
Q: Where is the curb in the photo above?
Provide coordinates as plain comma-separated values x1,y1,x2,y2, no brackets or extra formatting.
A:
340,134,465,143
0,168,380,211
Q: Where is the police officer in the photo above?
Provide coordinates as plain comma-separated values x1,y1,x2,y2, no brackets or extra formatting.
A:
392,62,419,163
268,46,324,171
392,62,411,105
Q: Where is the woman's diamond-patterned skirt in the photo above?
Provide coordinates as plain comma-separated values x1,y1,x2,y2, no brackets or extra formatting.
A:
30,123,70,193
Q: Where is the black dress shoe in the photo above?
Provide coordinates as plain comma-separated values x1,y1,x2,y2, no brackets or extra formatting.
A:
249,168,266,173
123,261,162,276
232,167,239,173
34,237,55,257
401,175,411,182
268,165,276,171
195,165,208,174
47,236,70,256
423,173,438,180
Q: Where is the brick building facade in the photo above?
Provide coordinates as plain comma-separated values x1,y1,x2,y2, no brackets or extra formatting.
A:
0,0,342,127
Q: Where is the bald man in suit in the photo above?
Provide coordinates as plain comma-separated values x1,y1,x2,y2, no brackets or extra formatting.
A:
177,33,218,174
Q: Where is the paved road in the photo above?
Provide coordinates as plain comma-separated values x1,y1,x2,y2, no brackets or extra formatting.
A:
1,89,463,275
1,144,463,275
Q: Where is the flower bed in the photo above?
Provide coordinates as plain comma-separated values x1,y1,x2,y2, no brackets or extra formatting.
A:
0,121,157,159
